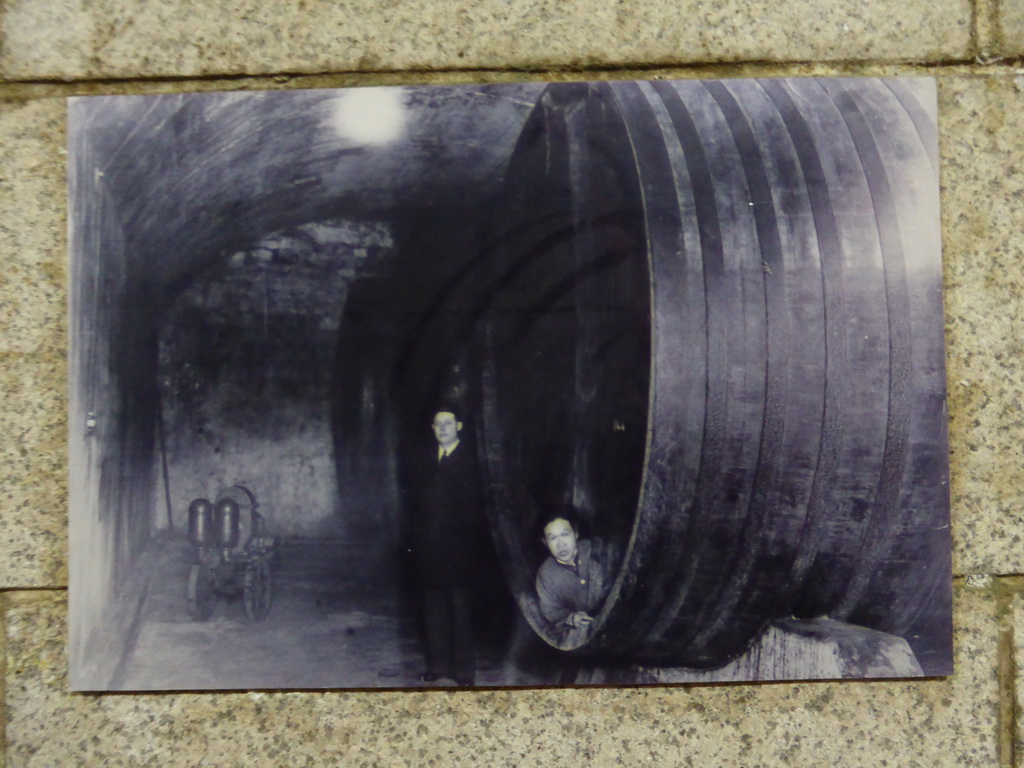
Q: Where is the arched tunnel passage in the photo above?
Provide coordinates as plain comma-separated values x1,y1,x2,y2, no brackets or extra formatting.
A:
68,78,950,691
68,84,551,689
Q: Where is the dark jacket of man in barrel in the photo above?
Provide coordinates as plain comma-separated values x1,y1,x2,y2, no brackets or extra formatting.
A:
535,511,611,645
410,408,486,684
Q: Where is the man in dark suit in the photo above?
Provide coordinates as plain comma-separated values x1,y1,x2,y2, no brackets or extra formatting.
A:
412,406,484,685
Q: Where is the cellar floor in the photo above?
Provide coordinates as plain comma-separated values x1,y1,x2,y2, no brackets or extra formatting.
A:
109,522,552,691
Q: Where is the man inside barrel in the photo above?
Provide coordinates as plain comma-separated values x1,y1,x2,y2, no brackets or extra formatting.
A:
410,404,486,686
535,508,611,645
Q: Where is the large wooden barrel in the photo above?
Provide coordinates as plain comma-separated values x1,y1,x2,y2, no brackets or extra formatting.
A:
477,78,949,670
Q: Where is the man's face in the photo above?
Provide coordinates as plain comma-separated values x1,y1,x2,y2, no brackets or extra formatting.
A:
432,411,462,449
543,518,579,565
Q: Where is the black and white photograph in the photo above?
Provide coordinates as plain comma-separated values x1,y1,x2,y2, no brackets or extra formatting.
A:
68,77,951,691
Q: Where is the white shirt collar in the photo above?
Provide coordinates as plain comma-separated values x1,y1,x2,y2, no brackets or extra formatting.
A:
437,440,460,460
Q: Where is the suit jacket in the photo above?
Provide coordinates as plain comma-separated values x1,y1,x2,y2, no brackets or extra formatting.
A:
410,440,486,588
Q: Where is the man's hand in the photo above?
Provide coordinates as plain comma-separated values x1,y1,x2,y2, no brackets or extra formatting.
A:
569,611,594,629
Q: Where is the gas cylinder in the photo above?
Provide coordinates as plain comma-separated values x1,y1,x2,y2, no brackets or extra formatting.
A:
215,498,241,550
187,498,214,548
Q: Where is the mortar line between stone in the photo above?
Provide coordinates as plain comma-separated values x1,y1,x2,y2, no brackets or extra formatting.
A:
3,60,1024,103
0,56,1018,90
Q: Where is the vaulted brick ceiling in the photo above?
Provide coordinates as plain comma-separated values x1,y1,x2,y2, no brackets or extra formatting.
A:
70,83,544,302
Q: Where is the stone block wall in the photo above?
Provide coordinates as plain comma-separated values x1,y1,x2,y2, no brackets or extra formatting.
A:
2,1,1023,765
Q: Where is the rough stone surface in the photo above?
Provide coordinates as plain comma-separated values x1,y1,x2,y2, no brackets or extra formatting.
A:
0,0,973,82
0,0,1013,759
0,97,68,588
4,586,998,767
994,0,1024,57
940,75,1024,576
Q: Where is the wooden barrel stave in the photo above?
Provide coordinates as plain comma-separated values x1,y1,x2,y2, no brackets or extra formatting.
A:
588,81,708,657
679,78,829,659
677,78,820,661
784,80,912,625
822,81,949,648
630,79,771,660
480,83,652,644
593,80,749,657
752,80,891,627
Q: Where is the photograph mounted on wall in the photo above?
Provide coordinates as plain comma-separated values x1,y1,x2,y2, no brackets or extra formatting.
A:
68,76,951,691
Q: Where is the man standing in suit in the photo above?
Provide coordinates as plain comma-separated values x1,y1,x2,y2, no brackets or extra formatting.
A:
412,406,484,685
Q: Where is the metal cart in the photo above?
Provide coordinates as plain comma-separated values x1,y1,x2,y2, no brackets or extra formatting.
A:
186,485,276,622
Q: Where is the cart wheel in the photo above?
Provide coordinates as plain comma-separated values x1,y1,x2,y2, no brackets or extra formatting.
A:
187,563,216,621
243,560,272,622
